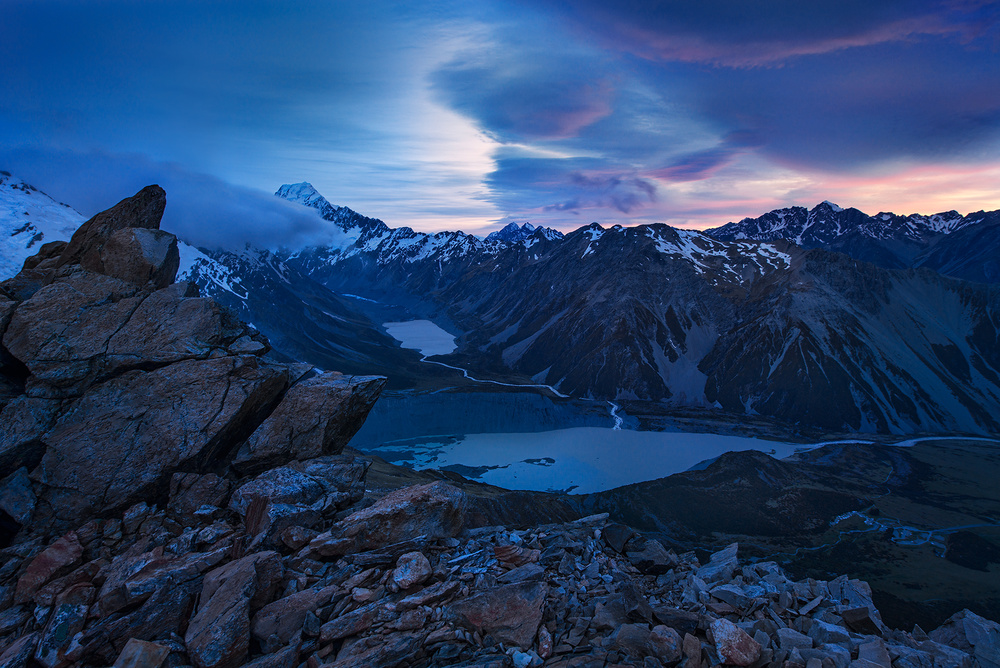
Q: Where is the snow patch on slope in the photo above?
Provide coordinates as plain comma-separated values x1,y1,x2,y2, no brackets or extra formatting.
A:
0,172,84,279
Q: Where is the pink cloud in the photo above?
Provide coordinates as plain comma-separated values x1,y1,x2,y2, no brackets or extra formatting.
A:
592,14,963,67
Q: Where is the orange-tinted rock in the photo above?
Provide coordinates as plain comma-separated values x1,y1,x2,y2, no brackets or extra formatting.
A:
14,531,82,604
445,581,547,650
710,618,761,666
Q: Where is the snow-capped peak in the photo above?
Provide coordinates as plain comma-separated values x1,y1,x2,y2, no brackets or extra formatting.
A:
819,200,844,212
486,222,537,244
275,182,336,212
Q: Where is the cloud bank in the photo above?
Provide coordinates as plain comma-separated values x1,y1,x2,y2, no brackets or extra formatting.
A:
0,148,333,251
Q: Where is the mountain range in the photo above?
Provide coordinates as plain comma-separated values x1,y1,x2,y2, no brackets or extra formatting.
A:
707,200,1000,283
3,173,1000,434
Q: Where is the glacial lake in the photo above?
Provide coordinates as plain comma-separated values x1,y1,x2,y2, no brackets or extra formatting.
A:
383,320,456,356
359,426,809,494
368,318,811,494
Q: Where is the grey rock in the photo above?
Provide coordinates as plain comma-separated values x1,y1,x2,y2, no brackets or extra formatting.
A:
0,467,35,527
305,481,466,557
100,227,179,289
930,609,1000,668
446,581,548,649
392,551,432,590
185,552,283,668
697,542,739,583
31,355,289,528
777,627,814,651
233,372,385,474
58,185,166,268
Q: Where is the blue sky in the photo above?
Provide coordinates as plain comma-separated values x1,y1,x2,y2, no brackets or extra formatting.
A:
2,0,999,248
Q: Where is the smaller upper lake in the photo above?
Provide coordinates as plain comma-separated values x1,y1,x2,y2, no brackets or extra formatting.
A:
383,320,456,356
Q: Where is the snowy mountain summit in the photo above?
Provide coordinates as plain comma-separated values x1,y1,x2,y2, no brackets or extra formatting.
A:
275,182,388,236
486,222,564,245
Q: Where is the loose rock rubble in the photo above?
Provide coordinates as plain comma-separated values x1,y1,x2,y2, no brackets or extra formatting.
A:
1,473,997,668
1,186,999,667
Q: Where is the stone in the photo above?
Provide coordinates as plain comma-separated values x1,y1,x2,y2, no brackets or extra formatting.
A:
327,631,426,668
242,645,299,668
621,582,655,623
857,640,891,668
292,454,369,510
494,544,541,567
168,472,232,519
233,372,386,474
0,606,30,635
777,627,813,651
607,624,653,658
230,467,326,516
625,536,676,575
649,625,683,663
319,602,381,642
280,525,318,550
229,467,328,544
497,562,546,584
711,583,753,610
57,185,166,271
396,579,461,611
251,585,338,644
916,639,974,668
808,620,850,646
652,607,701,637
34,583,95,668
0,397,61,474
112,639,171,668
602,524,636,553
184,552,283,668
683,633,702,667
305,481,466,557
446,581,547,649
104,283,249,369
99,227,179,288
930,609,1000,668
34,560,102,607
697,543,739,583
99,546,227,615
78,575,202,666
14,531,83,603
392,551,432,590
31,355,290,527
0,467,35,527
538,625,554,659
710,618,761,666
3,271,142,395
5,270,253,399
841,606,884,636
0,633,40,668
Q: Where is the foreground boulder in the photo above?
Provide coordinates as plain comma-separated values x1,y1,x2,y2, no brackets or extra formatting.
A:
0,185,385,537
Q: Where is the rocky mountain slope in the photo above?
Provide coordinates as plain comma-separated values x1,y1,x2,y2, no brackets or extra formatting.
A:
175,244,439,387
0,172,83,280
2,185,999,668
270,184,1000,434
706,201,1000,284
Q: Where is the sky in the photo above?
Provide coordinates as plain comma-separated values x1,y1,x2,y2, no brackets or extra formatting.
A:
2,0,999,248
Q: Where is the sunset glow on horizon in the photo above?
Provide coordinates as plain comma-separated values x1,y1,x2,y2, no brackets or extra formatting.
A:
2,0,999,246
